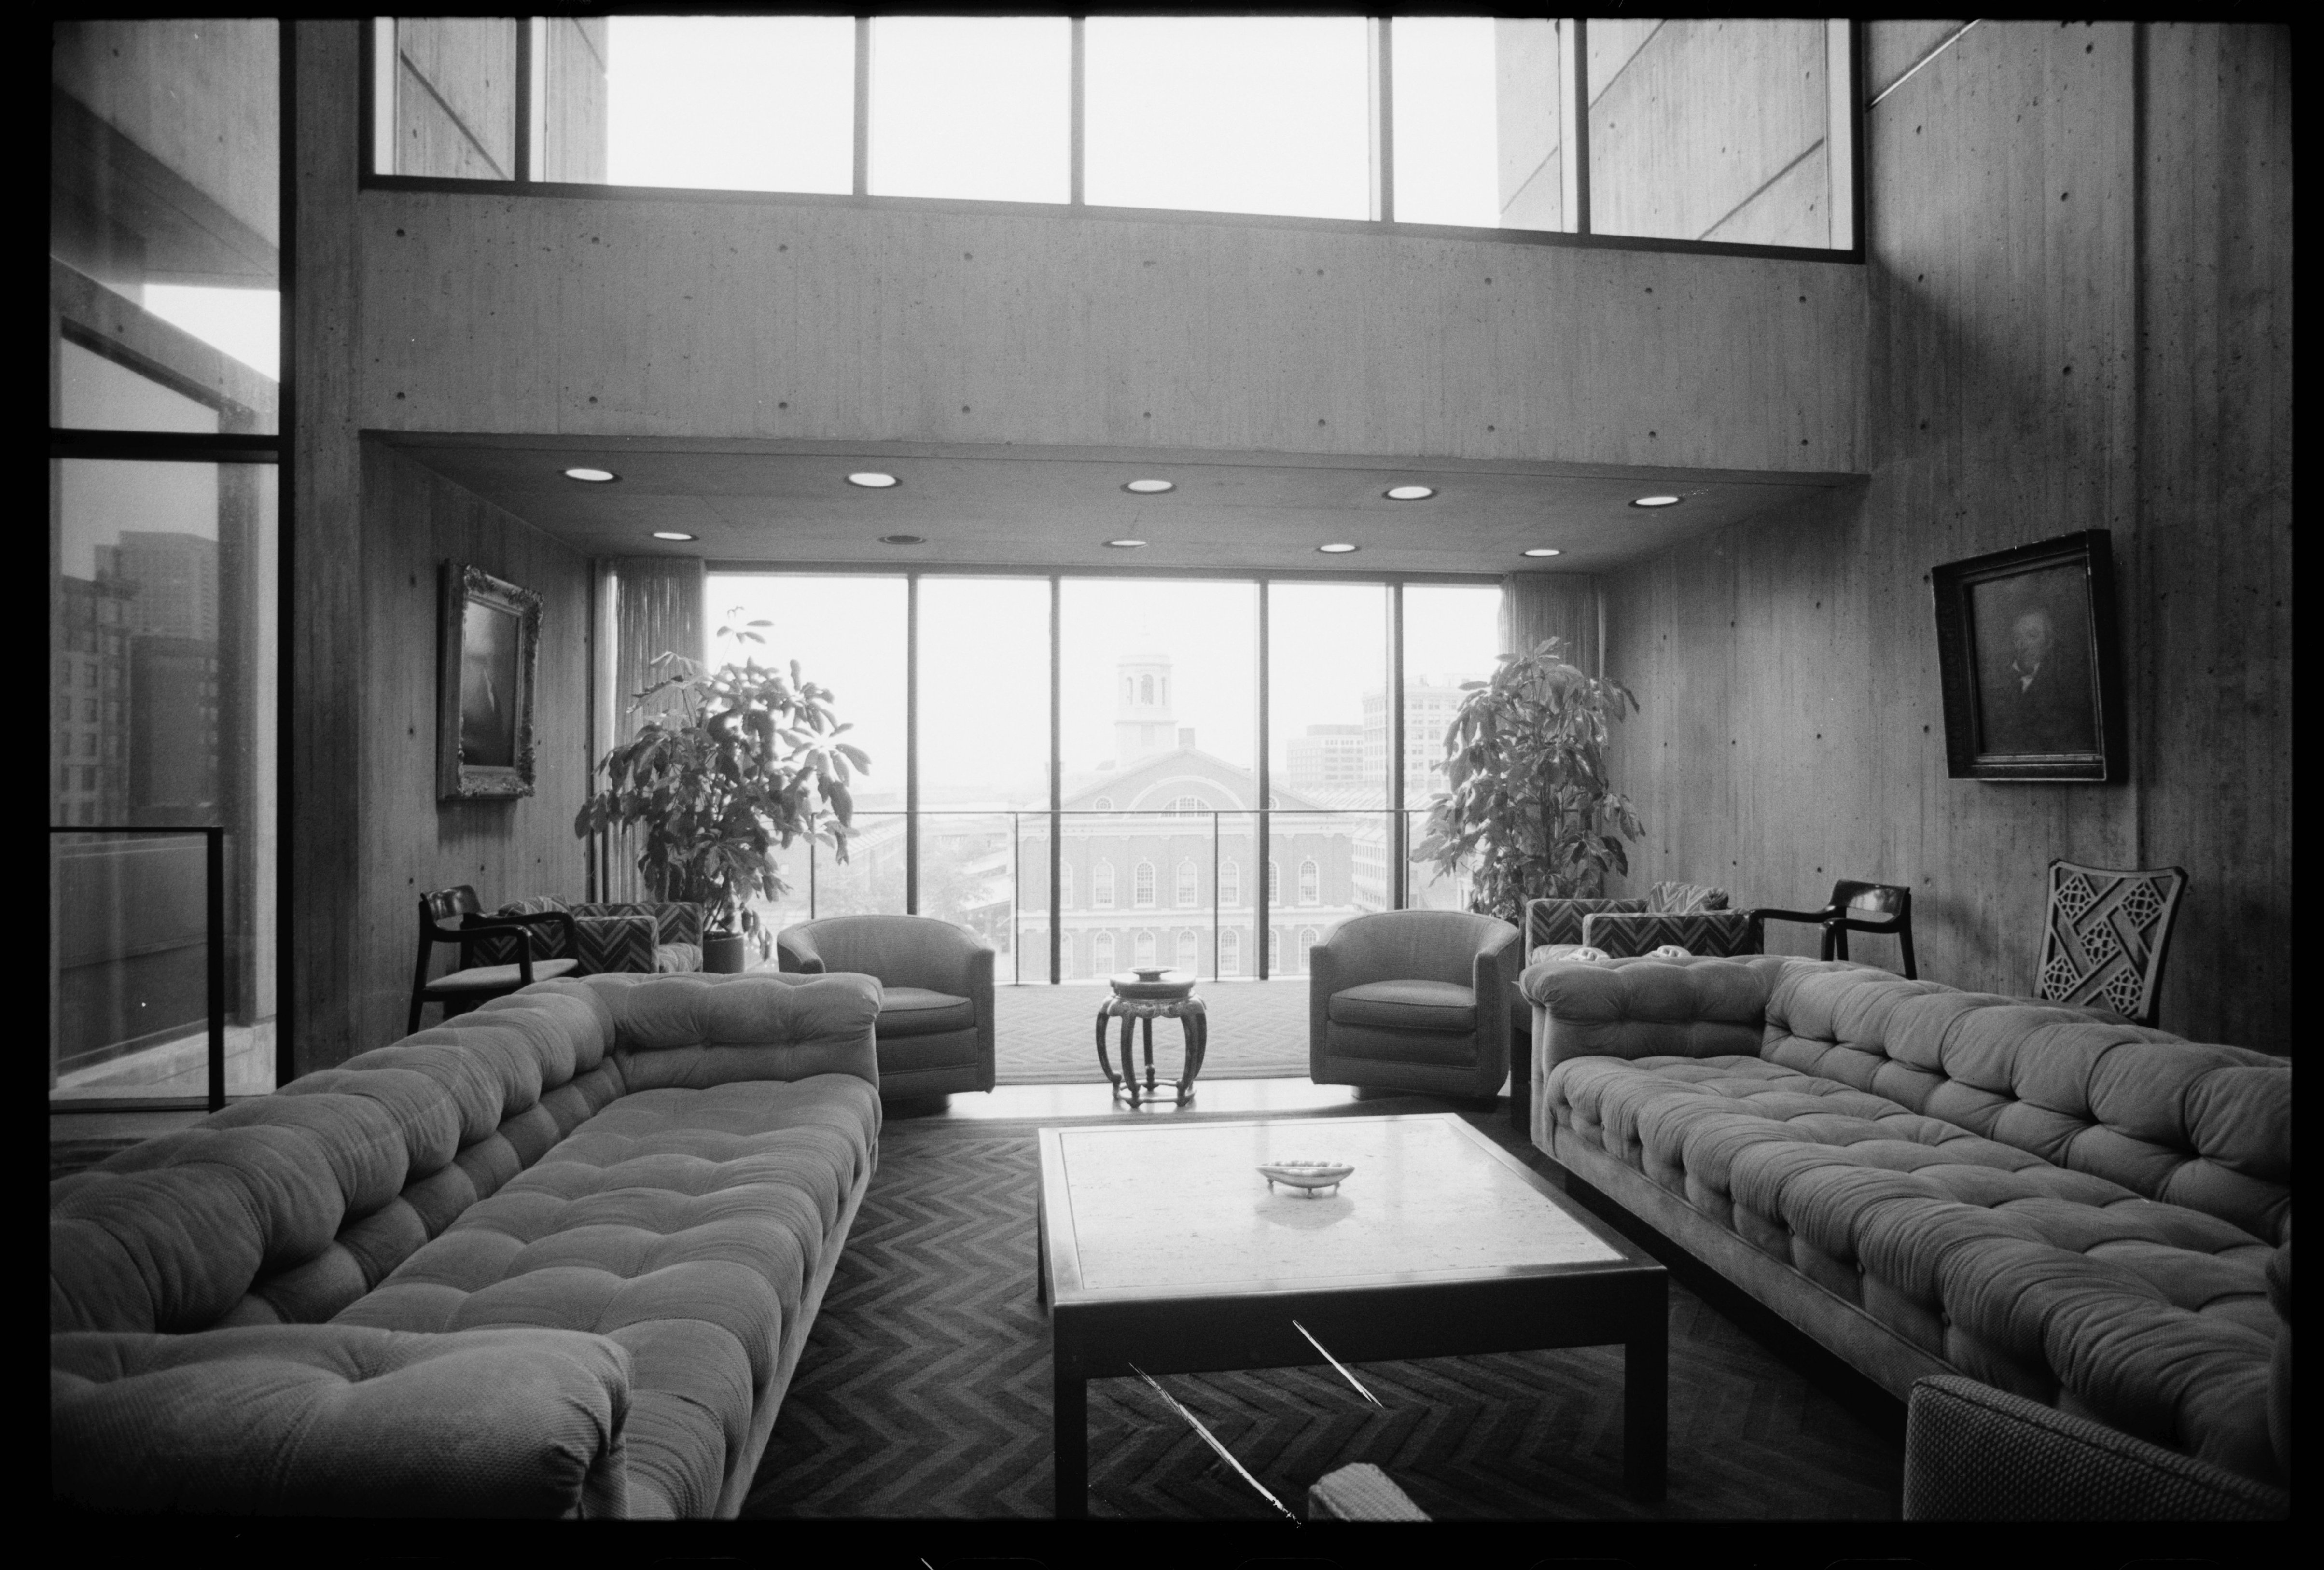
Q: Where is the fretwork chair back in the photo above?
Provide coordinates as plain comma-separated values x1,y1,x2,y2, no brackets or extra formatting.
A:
407,885,581,1033
1753,880,1917,978
2034,861,2186,1028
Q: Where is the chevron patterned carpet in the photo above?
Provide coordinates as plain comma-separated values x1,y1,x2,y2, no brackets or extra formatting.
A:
742,1104,1903,1520
993,980,1313,1084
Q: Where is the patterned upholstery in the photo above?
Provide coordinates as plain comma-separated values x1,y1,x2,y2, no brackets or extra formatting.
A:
473,897,707,976
1525,882,1731,953
1525,959,2291,1488
1582,909,1763,958
2035,861,2185,1026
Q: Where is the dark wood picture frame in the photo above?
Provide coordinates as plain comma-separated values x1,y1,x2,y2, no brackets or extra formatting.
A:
438,562,541,801
1931,530,2127,782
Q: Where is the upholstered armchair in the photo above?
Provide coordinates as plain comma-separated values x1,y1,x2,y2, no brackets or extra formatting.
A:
471,896,707,976
1309,910,1523,1100
1523,880,1762,962
776,914,996,1098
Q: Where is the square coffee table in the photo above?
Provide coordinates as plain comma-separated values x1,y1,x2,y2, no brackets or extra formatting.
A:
1036,1112,1666,1517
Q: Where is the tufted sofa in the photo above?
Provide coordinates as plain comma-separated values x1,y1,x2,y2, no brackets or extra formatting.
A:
51,970,882,1517
1520,955,2291,1495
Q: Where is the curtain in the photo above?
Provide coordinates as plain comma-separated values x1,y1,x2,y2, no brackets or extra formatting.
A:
592,556,705,900
1500,572,1601,676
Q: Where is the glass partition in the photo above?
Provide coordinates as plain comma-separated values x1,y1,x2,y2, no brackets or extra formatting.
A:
714,574,907,935
1393,17,1572,231
918,577,1052,977
1587,17,1847,248
869,15,1070,204
52,19,281,431
596,15,853,194
1083,15,1371,220
1402,582,1503,911
51,461,278,1098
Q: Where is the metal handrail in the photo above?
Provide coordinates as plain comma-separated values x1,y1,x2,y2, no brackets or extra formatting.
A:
48,824,227,1112
757,806,1463,985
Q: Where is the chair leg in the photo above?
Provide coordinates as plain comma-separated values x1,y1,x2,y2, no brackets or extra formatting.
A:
408,994,424,1034
1825,925,1848,963
1898,925,1918,980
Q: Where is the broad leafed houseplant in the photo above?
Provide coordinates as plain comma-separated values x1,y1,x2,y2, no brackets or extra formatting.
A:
1409,637,1645,925
574,612,865,965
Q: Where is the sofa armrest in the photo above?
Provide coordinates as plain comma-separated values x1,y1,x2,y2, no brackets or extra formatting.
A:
52,1324,631,1517
1902,1375,2288,1521
775,926,825,973
1519,954,1787,1066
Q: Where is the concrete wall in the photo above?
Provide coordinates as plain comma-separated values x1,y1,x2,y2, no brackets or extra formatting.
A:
1602,22,2292,1053
354,185,1865,475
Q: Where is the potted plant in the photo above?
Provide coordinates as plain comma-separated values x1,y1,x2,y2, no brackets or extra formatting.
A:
1409,637,1645,925
574,612,866,971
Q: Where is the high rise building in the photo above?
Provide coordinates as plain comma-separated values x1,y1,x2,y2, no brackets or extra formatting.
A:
1285,724,1364,792
105,531,220,640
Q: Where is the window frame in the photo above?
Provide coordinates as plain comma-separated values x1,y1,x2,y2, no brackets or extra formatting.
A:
361,16,1864,267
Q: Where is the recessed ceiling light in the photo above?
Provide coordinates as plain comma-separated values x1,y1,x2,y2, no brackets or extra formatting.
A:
848,472,900,488
1105,538,1147,548
1522,547,1562,557
652,530,696,541
563,467,617,483
1630,494,1683,508
1317,542,1359,554
1123,479,1175,494
879,533,926,545
1385,485,1436,500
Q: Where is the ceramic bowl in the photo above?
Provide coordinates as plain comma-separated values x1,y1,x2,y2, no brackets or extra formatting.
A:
1258,1160,1355,1196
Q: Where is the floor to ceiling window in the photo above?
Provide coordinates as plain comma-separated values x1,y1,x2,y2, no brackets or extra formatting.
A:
50,19,284,1108
706,571,1501,981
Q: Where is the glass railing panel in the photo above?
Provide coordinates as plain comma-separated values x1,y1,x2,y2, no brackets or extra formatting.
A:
1405,807,1479,914
50,830,234,1101
740,832,816,963
1269,810,1390,976
915,810,1022,973
814,809,908,919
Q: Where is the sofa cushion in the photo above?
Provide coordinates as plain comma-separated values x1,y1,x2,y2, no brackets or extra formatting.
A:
877,986,977,1038
332,1074,878,1518
1328,979,1476,1033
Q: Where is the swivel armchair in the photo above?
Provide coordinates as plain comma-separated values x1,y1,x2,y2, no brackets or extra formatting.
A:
777,914,996,1098
1309,909,1522,1101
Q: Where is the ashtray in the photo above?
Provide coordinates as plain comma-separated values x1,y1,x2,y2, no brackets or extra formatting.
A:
1258,1160,1354,1197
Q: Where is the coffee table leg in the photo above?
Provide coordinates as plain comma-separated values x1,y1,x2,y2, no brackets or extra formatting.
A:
1624,1285,1668,1502
1054,1357,1089,1517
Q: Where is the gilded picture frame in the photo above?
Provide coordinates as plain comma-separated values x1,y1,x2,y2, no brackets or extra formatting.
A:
438,562,540,801
1931,530,2127,783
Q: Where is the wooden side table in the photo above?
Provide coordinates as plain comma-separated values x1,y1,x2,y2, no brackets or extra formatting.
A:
1094,969,1207,1106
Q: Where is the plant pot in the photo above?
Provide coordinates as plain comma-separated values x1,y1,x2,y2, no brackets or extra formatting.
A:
703,931,747,973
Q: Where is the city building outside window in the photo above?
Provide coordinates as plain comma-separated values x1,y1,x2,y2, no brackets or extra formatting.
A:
1092,931,1114,974
1220,929,1241,976
1175,858,1198,907
1058,861,1072,909
1268,860,1281,903
1176,929,1197,971
1298,858,1320,905
1133,860,1155,908
1092,860,1114,907
1268,928,1282,972
1220,860,1240,906
1298,926,1319,971
1134,931,1155,967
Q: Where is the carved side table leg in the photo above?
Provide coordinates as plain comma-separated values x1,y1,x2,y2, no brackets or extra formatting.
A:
1179,1002,1207,1100
1141,1014,1159,1093
1094,1000,1122,1096
1119,1013,1142,1106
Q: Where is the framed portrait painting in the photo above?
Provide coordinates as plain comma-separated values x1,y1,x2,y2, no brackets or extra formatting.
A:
1931,530,2127,782
438,562,541,800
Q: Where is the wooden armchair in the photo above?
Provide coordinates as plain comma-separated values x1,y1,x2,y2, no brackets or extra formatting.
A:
1753,879,1917,978
407,886,580,1032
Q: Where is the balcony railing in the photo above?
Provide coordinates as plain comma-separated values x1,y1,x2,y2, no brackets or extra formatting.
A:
745,807,1475,984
